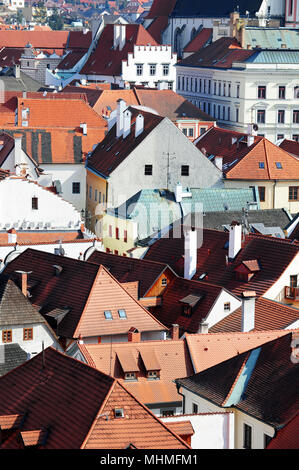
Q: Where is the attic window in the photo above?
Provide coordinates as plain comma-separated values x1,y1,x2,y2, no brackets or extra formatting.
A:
114,408,124,418
276,162,282,169
147,370,159,380
118,309,127,319
104,310,113,320
259,162,265,169
124,372,136,381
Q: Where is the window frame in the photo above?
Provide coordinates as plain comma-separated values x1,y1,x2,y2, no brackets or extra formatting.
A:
72,182,80,194
32,197,38,210
243,423,252,449
289,186,299,201
23,328,33,341
181,165,189,176
144,164,153,176
2,330,12,343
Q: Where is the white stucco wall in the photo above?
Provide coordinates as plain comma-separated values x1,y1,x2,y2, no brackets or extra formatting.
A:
263,252,299,302
234,409,275,449
205,290,241,329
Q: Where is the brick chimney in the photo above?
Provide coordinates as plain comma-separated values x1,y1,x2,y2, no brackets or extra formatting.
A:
171,324,179,340
241,291,256,332
128,327,141,342
15,270,31,297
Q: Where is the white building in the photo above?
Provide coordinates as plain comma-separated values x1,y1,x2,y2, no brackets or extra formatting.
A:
176,39,299,142
80,24,177,91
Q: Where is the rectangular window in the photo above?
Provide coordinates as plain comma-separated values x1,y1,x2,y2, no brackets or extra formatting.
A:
162,409,174,417
228,83,231,97
149,63,156,75
277,134,284,140
218,82,221,95
192,403,198,414
72,182,80,194
99,191,101,203
188,128,194,137
136,64,143,76
89,186,92,199
109,225,113,237
258,85,266,99
144,164,152,175
114,250,118,255
257,109,265,123
118,309,127,319
182,128,187,136
168,82,173,90
290,275,297,288
278,110,285,124
161,278,167,287
293,110,299,124
236,108,239,122
279,86,285,99
2,330,12,343
258,186,265,202
95,189,98,201
162,64,169,76
32,197,38,210
243,424,252,449
116,227,119,240
292,135,299,142
104,310,113,320
23,328,33,341
124,230,127,243
236,84,240,98
294,87,299,98
289,186,299,201
214,81,217,95
181,165,189,176
224,302,231,311
124,372,136,381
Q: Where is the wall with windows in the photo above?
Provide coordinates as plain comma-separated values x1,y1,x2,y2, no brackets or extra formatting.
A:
101,211,137,256
176,62,299,143
86,168,107,235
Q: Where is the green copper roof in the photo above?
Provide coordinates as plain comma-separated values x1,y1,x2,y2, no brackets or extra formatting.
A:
244,27,299,50
247,50,299,63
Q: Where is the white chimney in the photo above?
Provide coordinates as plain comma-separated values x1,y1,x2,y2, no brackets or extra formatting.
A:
214,156,223,171
198,321,209,334
184,226,197,280
241,291,256,332
14,64,20,79
80,123,87,135
228,221,242,260
175,182,183,203
247,135,254,147
123,109,132,139
157,81,168,90
114,24,121,49
7,229,17,244
14,135,23,167
116,99,126,138
119,25,126,51
135,113,144,138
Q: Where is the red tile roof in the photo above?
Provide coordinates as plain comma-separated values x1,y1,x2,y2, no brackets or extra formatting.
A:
3,248,166,339
0,348,188,449
0,229,86,246
57,50,86,70
67,30,92,50
210,298,299,333
0,30,69,49
267,414,299,449
0,47,24,66
87,106,163,177
279,138,299,158
80,24,159,76
61,85,103,107
144,226,299,298
178,37,254,69
0,132,14,167
88,250,172,297
146,16,169,43
145,0,176,19
78,338,194,406
183,28,213,53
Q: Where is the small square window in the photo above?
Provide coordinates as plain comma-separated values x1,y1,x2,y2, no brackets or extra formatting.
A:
72,182,80,194
114,408,124,418
259,162,265,169
181,165,189,176
125,372,136,381
224,302,231,311
2,330,12,343
276,162,282,169
23,328,33,341
162,64,169,76
104,310,113,320
144,164,152,175
192,403,198,414
118,309,127,319
161,278,167,287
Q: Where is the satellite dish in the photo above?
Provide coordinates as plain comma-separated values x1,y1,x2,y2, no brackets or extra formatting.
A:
253,124,258,131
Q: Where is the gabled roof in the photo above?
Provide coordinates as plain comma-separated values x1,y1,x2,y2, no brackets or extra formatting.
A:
3,248,166,339
0,348,188,449
210,298,299,333
146,16,170,43
150,277,224,334
80,24,159,76
0,47,24,66
0,276,47,327
145,0,176,19
143,226,299,297
77,338,194,405
87,250,173,297
61,85,103,107
56,50,86,70
0,343,28,377
177,37,254,69
87,107,164,177
176,333,298,428
0,132,14,167
0,31,69,49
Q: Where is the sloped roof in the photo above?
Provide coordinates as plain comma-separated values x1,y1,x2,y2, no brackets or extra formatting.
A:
183,28,213,53
143,226,299,297
80,24,159,76
0,30,69,49
78,338,194,405
145,0,176,19
177,333,299,428
279,138,299,158
0,343,28,377
61,85,103,107
178,37,254,69
87,107,164,177
0,132,14,167
146,16,169,43
87,250,172,297
3,249,166,339
67,30,92,50
0,47,24,66
267,414,299,449
186,329,291,373
244,27,299,50
210,298,299,333
170,0,263,18
0,348,188,449
57,51,86,70
0,276,46,327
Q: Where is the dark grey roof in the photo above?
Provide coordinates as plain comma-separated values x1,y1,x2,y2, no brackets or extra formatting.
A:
0,343,28,376
202,209,292,232
0,276,46,327
170,0,264,18
0,71,43,91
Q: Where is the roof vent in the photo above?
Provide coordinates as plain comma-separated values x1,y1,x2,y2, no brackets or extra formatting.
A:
52,265,63,276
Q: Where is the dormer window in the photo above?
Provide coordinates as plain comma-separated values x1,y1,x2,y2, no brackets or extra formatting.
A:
147,370,159,380
180,292,204,317
235,260,260,282
104,310,113,320
125,372,136,380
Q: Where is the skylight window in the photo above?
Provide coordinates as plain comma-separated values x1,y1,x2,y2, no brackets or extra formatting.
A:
276,162,282,169
259,162,265,169
104,310,113,320
118,309,127,319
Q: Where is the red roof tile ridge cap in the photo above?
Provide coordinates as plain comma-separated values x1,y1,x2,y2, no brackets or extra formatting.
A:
80,379,117,449
258,297,299,311
84,338,185,351
114,380,191,448
247,232,298,245
187,328,290,338
2,239,98,247
222,352,250,406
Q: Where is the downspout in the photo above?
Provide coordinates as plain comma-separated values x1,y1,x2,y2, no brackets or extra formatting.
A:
273,179,277,209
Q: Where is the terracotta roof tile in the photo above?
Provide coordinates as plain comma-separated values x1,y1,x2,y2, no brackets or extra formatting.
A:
20,429,47,447
279,139,299,158
267,414,299,449
184,28,213,53
166,420,194,436
146,16,169,43
0,230,84,246
0,30,69,49
0,414,24,430
145,0,176,19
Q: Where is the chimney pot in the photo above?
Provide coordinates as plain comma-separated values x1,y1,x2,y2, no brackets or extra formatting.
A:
199,321,209,334
128,328,141,342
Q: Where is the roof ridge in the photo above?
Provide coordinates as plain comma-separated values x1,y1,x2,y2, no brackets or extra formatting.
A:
221,352,250,406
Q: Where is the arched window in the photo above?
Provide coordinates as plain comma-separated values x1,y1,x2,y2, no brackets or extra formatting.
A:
190,27,197,41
